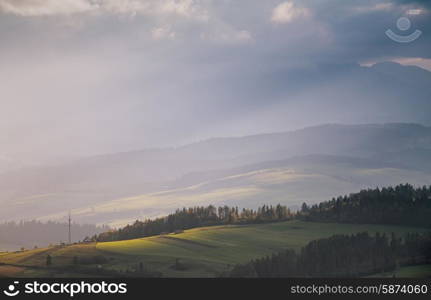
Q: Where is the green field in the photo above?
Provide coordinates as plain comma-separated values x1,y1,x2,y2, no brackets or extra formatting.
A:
0,220,429,278
369,265,431,278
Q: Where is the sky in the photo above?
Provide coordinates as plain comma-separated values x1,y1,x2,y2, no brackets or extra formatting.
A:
0,0,430,161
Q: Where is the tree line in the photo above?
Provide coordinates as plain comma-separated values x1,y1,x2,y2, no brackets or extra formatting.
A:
229,231,431,277
92,183,431,242
298,184,431,227
92,204,294,242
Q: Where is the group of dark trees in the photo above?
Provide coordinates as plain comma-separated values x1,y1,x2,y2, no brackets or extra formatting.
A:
299,184,431,227
0,220,109,250
94,184,431,243
92,204,293,242
92,184,431,242
230,232,431,277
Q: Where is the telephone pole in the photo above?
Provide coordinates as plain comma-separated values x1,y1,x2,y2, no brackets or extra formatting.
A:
68,211,71,245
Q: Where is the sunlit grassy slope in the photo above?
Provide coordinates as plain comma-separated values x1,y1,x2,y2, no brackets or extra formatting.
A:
1,220,427,278
97,221,430,277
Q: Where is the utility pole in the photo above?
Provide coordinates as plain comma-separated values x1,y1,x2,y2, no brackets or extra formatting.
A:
68,211,71,245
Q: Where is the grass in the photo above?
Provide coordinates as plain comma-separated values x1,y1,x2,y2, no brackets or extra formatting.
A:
0,220,429,278
369,264,431,278
97,221,429,277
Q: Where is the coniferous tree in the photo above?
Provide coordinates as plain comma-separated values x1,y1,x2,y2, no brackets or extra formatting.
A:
46,254,52,266
230,232,431,278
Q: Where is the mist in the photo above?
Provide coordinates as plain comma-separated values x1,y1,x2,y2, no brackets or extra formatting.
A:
0,0,431,228
0,0,430,166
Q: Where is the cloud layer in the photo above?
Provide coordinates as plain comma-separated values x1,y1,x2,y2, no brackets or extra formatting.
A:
0,0,208,18
271,1,310,24
0,0,430,161
0,0,97,16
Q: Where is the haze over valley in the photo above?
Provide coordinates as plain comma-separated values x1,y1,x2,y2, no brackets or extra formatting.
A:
0,122,430,228
0,0,430,249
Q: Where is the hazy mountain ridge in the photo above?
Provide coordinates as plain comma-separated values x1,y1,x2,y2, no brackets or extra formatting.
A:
3,60,429,224
0,123,429,226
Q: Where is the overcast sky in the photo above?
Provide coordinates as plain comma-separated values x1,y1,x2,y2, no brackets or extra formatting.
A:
0,0,430,160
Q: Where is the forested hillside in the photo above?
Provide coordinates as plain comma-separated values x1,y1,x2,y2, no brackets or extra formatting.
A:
230,232,431,277
93,184,431,242
299,184,431,227
93,204,293,242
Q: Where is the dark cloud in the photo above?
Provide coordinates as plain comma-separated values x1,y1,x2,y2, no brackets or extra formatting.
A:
0,0,430,161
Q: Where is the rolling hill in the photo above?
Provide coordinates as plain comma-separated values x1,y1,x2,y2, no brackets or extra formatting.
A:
0,220,428,278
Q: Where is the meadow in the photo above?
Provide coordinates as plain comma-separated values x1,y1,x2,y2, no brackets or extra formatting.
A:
0,220,428,278
369,265,431,278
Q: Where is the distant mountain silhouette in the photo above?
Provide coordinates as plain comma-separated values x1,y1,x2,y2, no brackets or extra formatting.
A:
0,123,430,225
